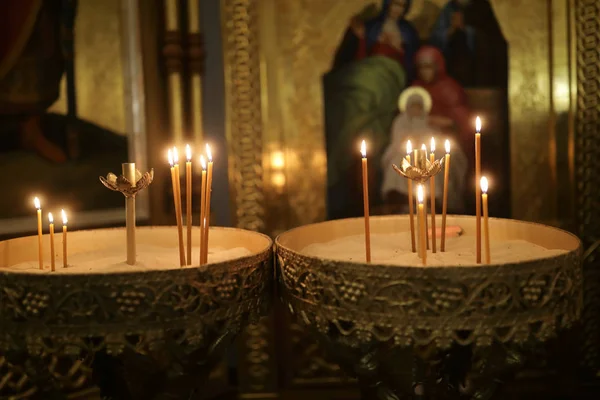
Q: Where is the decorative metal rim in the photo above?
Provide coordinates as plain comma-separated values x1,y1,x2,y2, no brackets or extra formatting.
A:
0,226,272,279
275,215,582,274
275,215,583,348
0,227,274,343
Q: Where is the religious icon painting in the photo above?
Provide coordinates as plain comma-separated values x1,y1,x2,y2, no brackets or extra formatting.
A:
0,0,147,236
323,0,509,220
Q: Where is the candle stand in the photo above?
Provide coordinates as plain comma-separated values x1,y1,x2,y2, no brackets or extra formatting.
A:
276,215,582,399
0,227,272,399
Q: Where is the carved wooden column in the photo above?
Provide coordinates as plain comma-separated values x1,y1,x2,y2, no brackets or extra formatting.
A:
575,0,600,374
162,0,185,146
187,0,204,150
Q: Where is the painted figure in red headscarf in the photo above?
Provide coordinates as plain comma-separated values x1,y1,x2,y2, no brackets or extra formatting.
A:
412,45,473,161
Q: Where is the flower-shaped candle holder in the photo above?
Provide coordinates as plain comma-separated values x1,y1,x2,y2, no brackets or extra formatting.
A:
99,167,154,198
393,157,444,184
99,163,154,265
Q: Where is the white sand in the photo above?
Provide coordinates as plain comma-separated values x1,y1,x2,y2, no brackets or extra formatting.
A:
301,231,567,266
6,245,251,274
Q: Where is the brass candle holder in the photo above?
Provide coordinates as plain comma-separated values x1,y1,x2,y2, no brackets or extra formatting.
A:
100,165,154,265
0,227,273,398
276,215,582,399
392,156,444,184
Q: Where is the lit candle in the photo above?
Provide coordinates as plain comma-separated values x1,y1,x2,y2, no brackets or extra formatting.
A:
199,155,207,265
361,140,371,263
406,141,416,253
203,144,214,264
481,176,491,264
61,209,68,268
185,144,193,265
441,140,451,252
429,137,437,253
421,144,429,250
475,117,482,263
48,212,55,272
34,197,43,270
168,149,186,266
417,185,426,265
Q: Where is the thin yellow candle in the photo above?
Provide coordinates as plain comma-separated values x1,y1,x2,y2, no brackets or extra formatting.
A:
48,212,55,272
420,144,429,250
406,141,416,253
169,149,186,266
475,117,482,264
203,144,214,264
417,185,426,265
481,177,491,264
185,144,193,265
361,140,371,263
122,162,137,265
61,209,68,268
199,155,207,265
441,140,451,252
34,197,43,270
429,137,437,253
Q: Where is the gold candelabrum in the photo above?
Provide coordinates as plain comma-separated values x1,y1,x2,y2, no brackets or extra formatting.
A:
276,215,582,399
100,163,154,265
393,155,444,184
0,227,273,399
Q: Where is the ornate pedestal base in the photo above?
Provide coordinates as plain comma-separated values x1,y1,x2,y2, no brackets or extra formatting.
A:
276,216,582,399
0,227,273,399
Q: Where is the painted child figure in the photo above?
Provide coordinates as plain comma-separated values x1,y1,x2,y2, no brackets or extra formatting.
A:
381,87,468,213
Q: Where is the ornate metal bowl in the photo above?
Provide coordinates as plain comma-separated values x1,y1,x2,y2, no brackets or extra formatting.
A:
0,226,272,399
276,215,582,398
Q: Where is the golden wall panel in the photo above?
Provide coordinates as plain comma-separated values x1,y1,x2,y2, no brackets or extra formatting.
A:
245,0,564,230
49,0,125,135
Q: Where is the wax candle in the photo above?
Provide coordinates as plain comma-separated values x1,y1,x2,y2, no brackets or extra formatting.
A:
475,117,482,263
203,144,214,264
429,137,437,253
481,176,491,264
48,212,55,272
406,140,416,253
61,209,68,268
169,149,186,266
441,140,451,252
417,185,426,265
34,197,43,270
361,140,371,263
199,155,207,265
420,144,429,250
122,162,137,265
185,144,193,265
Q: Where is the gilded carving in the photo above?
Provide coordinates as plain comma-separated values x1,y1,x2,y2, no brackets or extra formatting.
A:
575,0,600,371
222,0,266,232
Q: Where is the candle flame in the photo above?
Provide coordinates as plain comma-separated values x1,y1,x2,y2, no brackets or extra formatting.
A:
421,143,427,151
417,185,424,204
475,116,482,133
173,147,179,164
480,176,489,194
168,149,174,167
34,197,41,210
61,209,67,225
406,140,412,155
185,144,192,162
360,140,366,158
200,155,207,170
48,212,54,224
430,137,435,153
206,144,213,162
445,139,451,154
